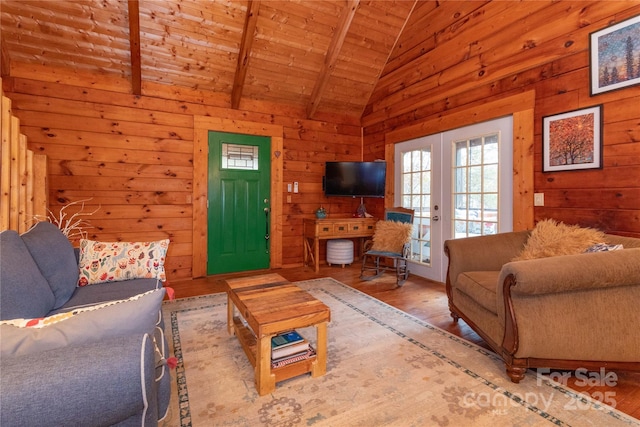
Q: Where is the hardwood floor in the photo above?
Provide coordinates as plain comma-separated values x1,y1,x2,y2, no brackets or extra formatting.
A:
169,264,640,419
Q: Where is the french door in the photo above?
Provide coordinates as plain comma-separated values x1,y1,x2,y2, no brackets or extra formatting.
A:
394,117,513,282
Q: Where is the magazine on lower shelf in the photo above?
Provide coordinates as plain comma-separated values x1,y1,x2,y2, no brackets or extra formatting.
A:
272,339,310,359
271,346,316,369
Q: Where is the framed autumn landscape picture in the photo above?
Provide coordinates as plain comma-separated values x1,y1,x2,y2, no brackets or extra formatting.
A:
590,14,640,95
542,105,603,173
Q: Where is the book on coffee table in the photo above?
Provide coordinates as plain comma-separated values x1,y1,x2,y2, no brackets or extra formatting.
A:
271,330,304,349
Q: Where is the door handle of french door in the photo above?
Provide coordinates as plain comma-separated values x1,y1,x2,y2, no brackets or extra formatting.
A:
432,216,440,221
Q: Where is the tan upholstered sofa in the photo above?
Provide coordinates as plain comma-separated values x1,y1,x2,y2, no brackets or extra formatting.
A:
444,228,640,383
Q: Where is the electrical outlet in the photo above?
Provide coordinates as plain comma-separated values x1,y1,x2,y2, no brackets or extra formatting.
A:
287,195,292,203
534,193,544,206
293,182,299,193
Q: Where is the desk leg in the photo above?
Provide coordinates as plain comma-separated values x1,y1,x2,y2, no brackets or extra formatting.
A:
256,334,276,395
303,236,313,267
314,237,320,273
311,321,328,377
303,236,307,265
303,236,320,273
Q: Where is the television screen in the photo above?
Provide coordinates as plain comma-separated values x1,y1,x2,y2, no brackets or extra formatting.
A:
324,161,386,198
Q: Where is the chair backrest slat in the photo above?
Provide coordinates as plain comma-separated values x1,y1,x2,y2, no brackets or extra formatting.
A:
384,207,414,224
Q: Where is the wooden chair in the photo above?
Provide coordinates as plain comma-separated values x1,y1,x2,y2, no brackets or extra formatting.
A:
360,207,414,286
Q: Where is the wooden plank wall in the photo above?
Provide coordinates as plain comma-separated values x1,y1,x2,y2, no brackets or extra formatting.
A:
0,78,47,233
363,1,640,238
6,0,637,282
3,77,362,281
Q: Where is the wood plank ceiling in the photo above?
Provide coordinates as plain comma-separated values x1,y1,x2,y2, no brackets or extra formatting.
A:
0,0,416,120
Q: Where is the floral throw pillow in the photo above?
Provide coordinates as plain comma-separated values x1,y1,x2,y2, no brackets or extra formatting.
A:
78,239,169,286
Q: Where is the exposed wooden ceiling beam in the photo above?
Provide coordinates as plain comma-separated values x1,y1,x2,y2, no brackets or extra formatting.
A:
232,0,261,109
127,0,142,96
307,0,359,119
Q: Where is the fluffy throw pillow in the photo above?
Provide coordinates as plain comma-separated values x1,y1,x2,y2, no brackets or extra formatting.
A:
0,288,165,357
78,239,169,286
513,219,606,261
370,220,413,254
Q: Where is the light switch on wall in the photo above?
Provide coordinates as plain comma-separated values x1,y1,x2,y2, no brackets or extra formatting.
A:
287,183,292,192
534,193,544,206
293,182,299,193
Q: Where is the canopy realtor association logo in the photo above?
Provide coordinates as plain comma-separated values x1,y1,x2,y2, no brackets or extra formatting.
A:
537,368,618,409
460,368,618,415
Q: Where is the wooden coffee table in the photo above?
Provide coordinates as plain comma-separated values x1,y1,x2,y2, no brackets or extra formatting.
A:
225,273,331,395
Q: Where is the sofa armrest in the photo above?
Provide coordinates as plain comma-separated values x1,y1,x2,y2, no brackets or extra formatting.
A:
0,333,158,427
500,248,640,363
499,248,640,296
444,231,530,288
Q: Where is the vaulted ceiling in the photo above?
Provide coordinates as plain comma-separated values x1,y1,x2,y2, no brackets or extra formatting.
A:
1,0,417,120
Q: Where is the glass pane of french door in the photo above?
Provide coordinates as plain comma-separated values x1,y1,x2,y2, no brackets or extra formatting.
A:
401,148,432,265
453,133,500,238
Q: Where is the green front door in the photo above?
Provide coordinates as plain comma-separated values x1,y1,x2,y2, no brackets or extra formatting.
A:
207,131,271,274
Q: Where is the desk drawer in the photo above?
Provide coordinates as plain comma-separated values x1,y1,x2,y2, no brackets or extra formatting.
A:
349,222,365,233
317,224,335,236
333,223,349,234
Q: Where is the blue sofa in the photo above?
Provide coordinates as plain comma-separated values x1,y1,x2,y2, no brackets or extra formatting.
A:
0,222,171,426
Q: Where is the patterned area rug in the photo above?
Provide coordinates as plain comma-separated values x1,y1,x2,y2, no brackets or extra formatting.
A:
160,278,639,427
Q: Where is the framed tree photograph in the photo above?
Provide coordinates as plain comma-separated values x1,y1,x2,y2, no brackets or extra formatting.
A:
590,14,640,95
542,105,603,172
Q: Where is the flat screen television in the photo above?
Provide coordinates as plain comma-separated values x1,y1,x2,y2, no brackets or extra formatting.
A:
324,161,386,198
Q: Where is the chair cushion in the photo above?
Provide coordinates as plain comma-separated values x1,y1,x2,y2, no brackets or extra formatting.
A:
0,288,165,357
21,222,79,309
77,239,169,286
365,250,404,258
455,271,500,315
0,230,55,320
371,220,413,253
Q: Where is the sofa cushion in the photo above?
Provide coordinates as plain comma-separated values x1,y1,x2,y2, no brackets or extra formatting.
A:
21,222,79,309
0,288,165,357
77,239,169,286
50,278,161,315
455,271,500,315
0,230,55,320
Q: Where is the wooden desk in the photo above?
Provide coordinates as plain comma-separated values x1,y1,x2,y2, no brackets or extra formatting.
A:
303,217,377,273
225,273,331,395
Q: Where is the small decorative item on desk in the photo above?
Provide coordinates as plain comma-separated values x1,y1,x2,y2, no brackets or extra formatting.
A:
315,206,327,219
